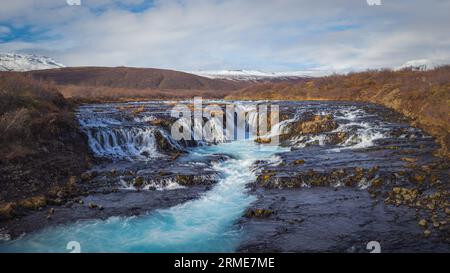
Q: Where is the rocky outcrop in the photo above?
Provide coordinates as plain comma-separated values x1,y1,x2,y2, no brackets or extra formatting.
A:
280,114,338,142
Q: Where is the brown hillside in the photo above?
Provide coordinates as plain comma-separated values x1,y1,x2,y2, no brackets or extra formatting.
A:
228,66,450,157
0,72,91,207
29,67,246,91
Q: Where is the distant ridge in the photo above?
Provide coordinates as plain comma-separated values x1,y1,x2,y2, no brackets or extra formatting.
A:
29,66,247,91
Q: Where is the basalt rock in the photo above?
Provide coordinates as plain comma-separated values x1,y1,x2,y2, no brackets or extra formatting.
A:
173,174,217,186
174,174,217,186
18,196,47,210
153,130,179,154
325,132,349,145
0,202,15,221
254,167,388,189
280,114,338,142
175,174,194,186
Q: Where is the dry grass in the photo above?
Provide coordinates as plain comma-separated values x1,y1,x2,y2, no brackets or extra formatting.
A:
58,85,239,102
0,72,91,203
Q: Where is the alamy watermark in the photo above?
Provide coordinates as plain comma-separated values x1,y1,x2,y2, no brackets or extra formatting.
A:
170,97,280,145
66,241,81,253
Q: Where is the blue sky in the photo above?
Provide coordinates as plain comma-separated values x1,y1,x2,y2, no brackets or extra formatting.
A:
0,0,449,72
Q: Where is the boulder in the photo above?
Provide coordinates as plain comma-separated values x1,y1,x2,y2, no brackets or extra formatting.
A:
18,196,47,210
0,202,15,221
325,132,348,145
281,114,338,142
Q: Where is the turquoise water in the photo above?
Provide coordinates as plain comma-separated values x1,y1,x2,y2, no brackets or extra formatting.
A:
0,140,285,253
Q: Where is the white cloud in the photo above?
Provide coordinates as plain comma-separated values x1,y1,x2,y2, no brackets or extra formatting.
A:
0,26,10,36
0,0,449,72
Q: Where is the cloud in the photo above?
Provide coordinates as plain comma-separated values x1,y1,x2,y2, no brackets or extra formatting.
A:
0,26,10,36
0,0,449,72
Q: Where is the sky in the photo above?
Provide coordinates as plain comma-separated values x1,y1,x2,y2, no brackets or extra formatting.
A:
0,0,449,73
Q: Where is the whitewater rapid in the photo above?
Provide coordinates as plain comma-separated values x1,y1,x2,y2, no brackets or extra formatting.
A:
0,140,286,252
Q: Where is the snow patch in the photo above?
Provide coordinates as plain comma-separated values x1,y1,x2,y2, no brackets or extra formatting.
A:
188,69,330,81
0,53,64,72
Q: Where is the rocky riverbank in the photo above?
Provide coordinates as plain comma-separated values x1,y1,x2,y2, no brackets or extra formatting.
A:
238,103,449,252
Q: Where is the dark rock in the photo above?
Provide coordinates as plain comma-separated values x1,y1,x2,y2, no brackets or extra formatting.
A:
176,174,195,186
154,130,179,154
81,171,98,182
325,132,348,145
133,176,145,189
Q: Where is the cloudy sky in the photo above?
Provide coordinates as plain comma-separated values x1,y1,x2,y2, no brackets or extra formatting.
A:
0,0,449,72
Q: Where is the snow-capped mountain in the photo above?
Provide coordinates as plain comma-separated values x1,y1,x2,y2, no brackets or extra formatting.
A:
188,69,329,81
0,53,65,72
395,59,447,71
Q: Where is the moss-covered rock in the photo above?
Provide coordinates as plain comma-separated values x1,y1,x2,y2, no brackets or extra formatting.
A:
175,174,195,186
293,159,306,165
0,202,15,221
244,208,274,218
18,196,47,210
281,114,338,142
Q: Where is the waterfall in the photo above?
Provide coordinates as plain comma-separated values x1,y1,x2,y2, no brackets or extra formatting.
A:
85,127,162,159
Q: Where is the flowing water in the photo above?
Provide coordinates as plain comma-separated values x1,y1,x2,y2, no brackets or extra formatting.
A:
0,100,442,252
0,140,285,252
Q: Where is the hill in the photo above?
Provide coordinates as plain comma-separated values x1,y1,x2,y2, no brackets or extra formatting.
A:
29,67,247,101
